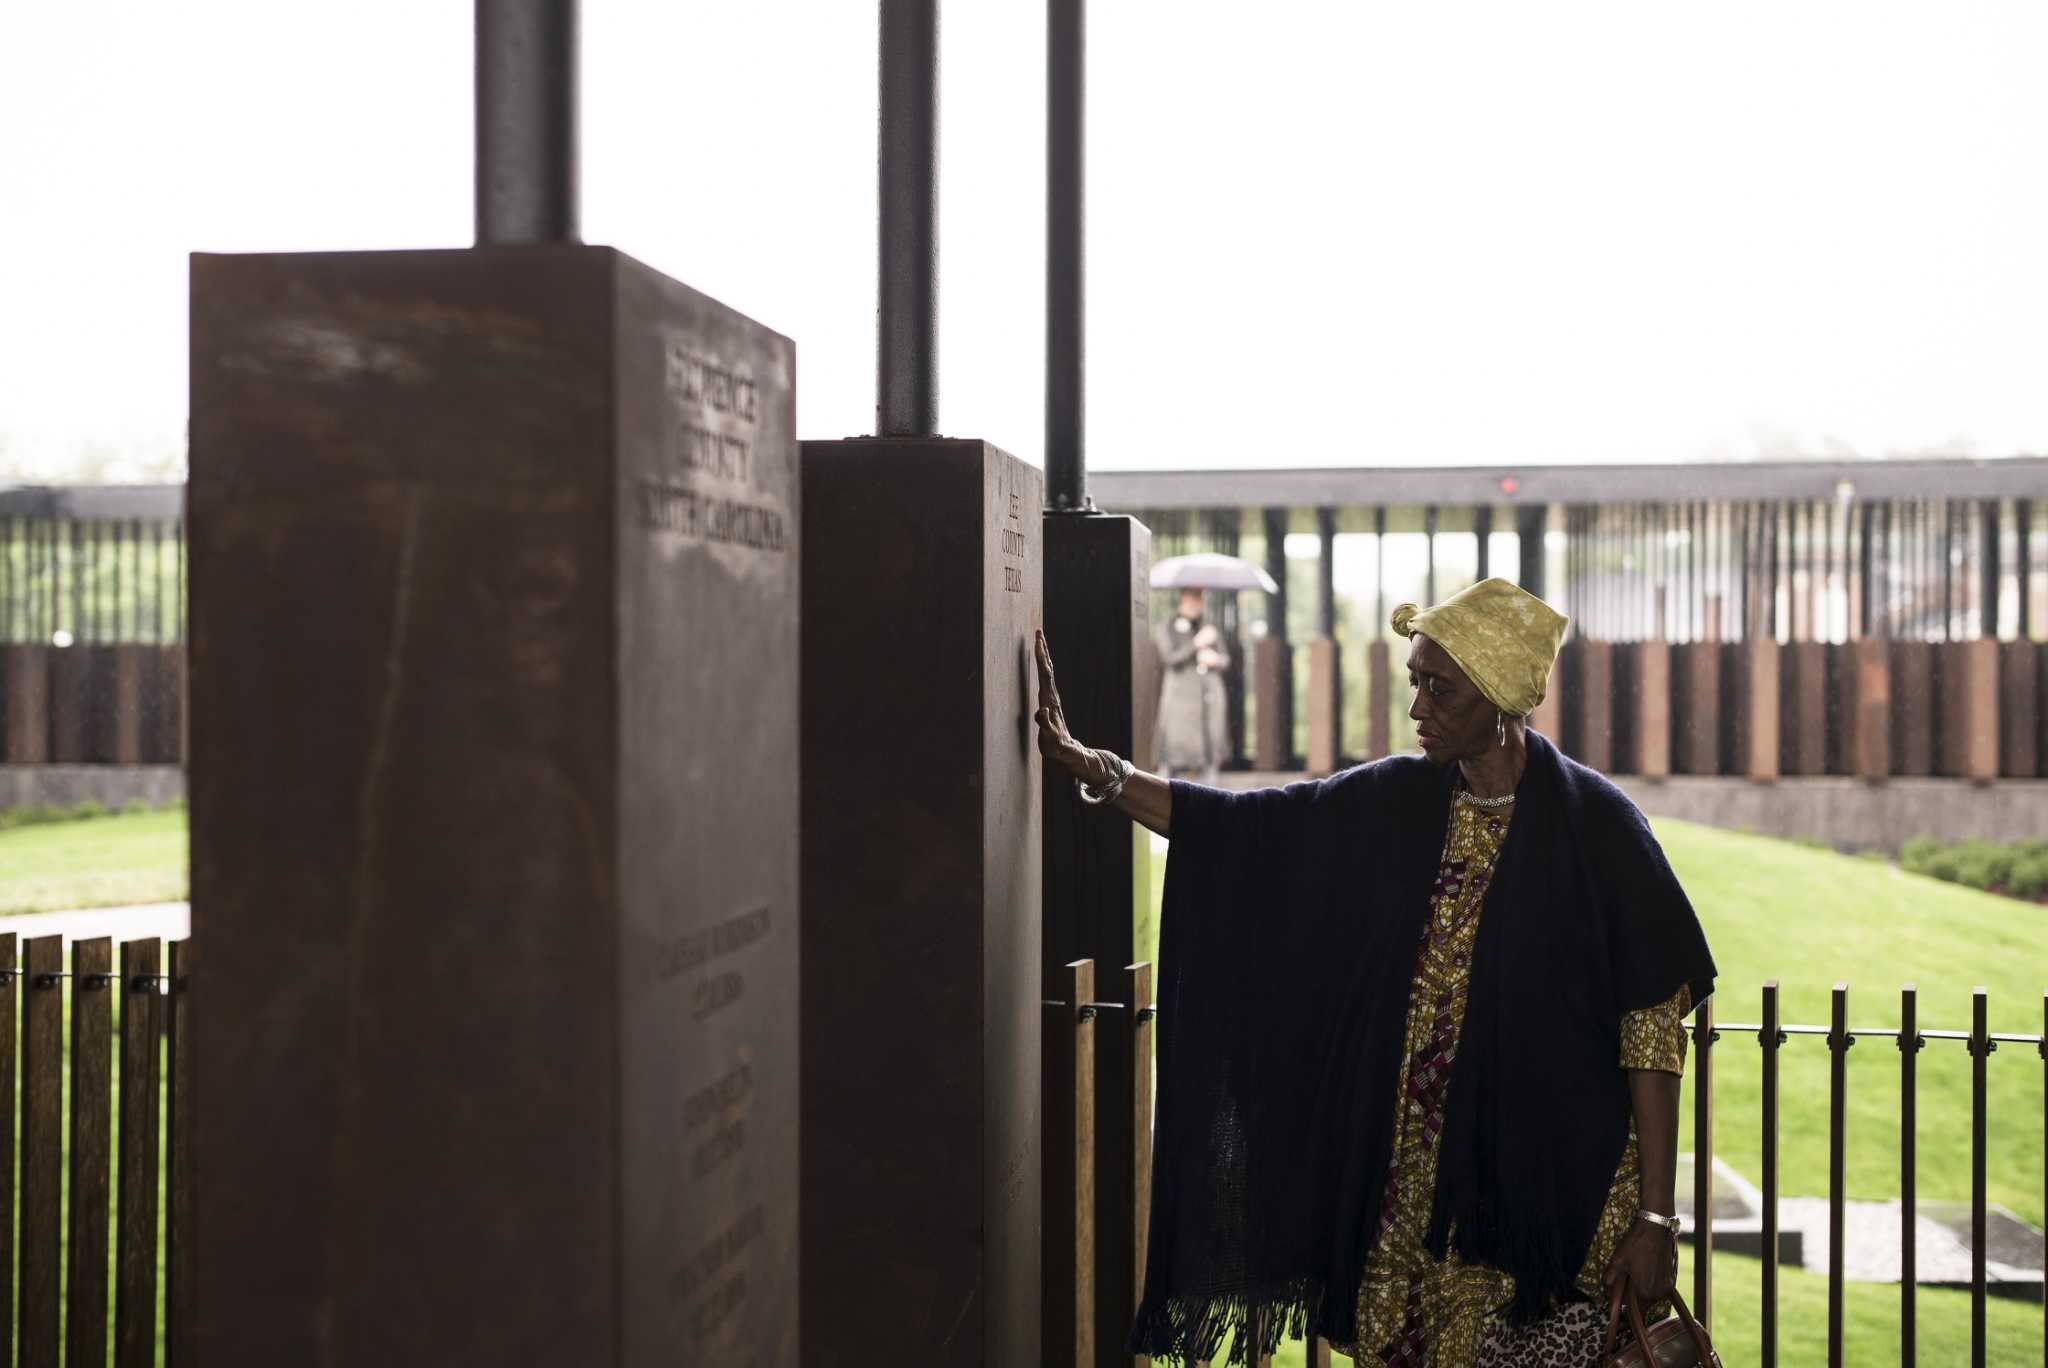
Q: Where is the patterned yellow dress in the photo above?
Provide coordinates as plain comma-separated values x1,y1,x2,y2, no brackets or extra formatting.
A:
1337,788,1691,1367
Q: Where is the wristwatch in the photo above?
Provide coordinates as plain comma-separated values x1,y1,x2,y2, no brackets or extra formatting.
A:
1635,1208,1683,1235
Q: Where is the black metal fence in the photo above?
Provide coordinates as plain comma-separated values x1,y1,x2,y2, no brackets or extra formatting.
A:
1049,964,2047,1368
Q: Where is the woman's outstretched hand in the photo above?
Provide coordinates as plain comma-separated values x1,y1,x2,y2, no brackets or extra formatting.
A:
1035,630,1107,784
1602,1220,1678,1312
1035,629,1174,837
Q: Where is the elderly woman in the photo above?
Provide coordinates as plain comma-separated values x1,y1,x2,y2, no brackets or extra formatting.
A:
1034,578,1716,1367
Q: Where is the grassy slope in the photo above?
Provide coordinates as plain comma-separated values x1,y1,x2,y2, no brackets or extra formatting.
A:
1144,816,2048,1364
1658,820,2046,1230
0,809,188,914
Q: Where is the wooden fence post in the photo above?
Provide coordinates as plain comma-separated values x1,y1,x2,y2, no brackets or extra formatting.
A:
0,933,14,1368
1131,962,1154,1368
116,939,163,1368
167,939,193,1368
66,937,114,1368
20,935,62,1368
1070,960,1097,1368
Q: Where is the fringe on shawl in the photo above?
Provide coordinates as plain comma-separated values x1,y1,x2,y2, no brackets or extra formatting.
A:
1128,1277,1328,1367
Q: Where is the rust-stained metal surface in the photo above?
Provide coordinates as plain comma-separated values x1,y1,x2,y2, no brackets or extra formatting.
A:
1041,510,1148,1366
800,437,1043,1367
189,246,797,1365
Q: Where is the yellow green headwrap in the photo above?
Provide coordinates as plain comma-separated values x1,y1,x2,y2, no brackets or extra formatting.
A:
1390,577,1569,717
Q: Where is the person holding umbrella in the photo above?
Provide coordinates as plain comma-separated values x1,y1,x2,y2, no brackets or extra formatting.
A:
1150,553,1278,785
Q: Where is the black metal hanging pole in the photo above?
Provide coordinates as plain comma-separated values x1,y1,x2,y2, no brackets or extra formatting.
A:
475,0,580,245
878,0,939,437
1045,0,1087,510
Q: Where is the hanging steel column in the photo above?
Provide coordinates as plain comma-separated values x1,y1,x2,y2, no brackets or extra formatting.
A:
1046,0,1086,510
878,0,939,436
2020,498,2035,641
474,0,579,244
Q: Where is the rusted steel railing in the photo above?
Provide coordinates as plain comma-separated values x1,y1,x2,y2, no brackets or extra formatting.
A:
1059,970,2048,1366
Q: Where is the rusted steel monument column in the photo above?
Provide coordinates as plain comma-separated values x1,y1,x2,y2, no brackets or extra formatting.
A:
1254,506,1293,770
1937,638,2000,782
1039,3,1150,1360
188,7,801,1362
1634,638,1671,779
1305,507,1340,771
1573,638,1614,773
1367,507,1393,761
801,5,1042,1363
1785,640,1827,776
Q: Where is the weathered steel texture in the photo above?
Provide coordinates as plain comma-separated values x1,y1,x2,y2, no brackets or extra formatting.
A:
1671,643,1723,776
1305,639,1338,774
475,0,580,244
190,246,798,1365
1573,639,1614,773
1254,636,1287,770
1739,638,1781,781
878,0,939,436
1366,638,1394,762
1999,642,2040,778
1890,643,1935,776
1783,642,1827,776
3,646,48,763
1634,640,1671,777
800,437,1042,1367
1042,511,1149,1367
1529,639,1564,746
1935,640,2000,782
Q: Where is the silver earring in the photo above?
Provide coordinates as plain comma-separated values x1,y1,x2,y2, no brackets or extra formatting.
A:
1497,712,1507,747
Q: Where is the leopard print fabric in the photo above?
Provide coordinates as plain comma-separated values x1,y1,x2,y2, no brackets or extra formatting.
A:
1471,1301,1631,1368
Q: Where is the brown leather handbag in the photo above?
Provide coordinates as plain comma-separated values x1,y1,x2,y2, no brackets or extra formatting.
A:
1600,1284,1723,1367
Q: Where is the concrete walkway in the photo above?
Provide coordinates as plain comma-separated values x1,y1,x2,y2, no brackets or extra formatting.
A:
0,901,189,947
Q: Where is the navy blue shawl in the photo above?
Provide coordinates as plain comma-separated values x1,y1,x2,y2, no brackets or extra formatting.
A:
1129,732,1715,1363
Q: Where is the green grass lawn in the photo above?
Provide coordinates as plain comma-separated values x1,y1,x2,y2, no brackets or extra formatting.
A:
1660,820,2047,1231
1140,814,2048,1364
0,808,188,915
1243,1251,2044,1366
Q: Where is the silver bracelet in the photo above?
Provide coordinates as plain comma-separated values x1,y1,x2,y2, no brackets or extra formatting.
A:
1075,749,1134,806
1635,1209,1682,1235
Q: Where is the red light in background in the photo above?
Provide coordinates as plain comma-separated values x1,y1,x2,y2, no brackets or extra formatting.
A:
1499,476,1519,495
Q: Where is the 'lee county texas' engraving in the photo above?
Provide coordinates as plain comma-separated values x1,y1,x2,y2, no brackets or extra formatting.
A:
1001,492,1026,593
639,340,787,552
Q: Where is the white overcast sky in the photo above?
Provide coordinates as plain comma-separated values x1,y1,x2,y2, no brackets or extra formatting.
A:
4,1,2048,481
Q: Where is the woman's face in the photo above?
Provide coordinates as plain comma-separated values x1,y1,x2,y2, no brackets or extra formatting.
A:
1406,633,1493,763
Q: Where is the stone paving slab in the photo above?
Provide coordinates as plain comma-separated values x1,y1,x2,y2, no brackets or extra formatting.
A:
0,901,189,946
